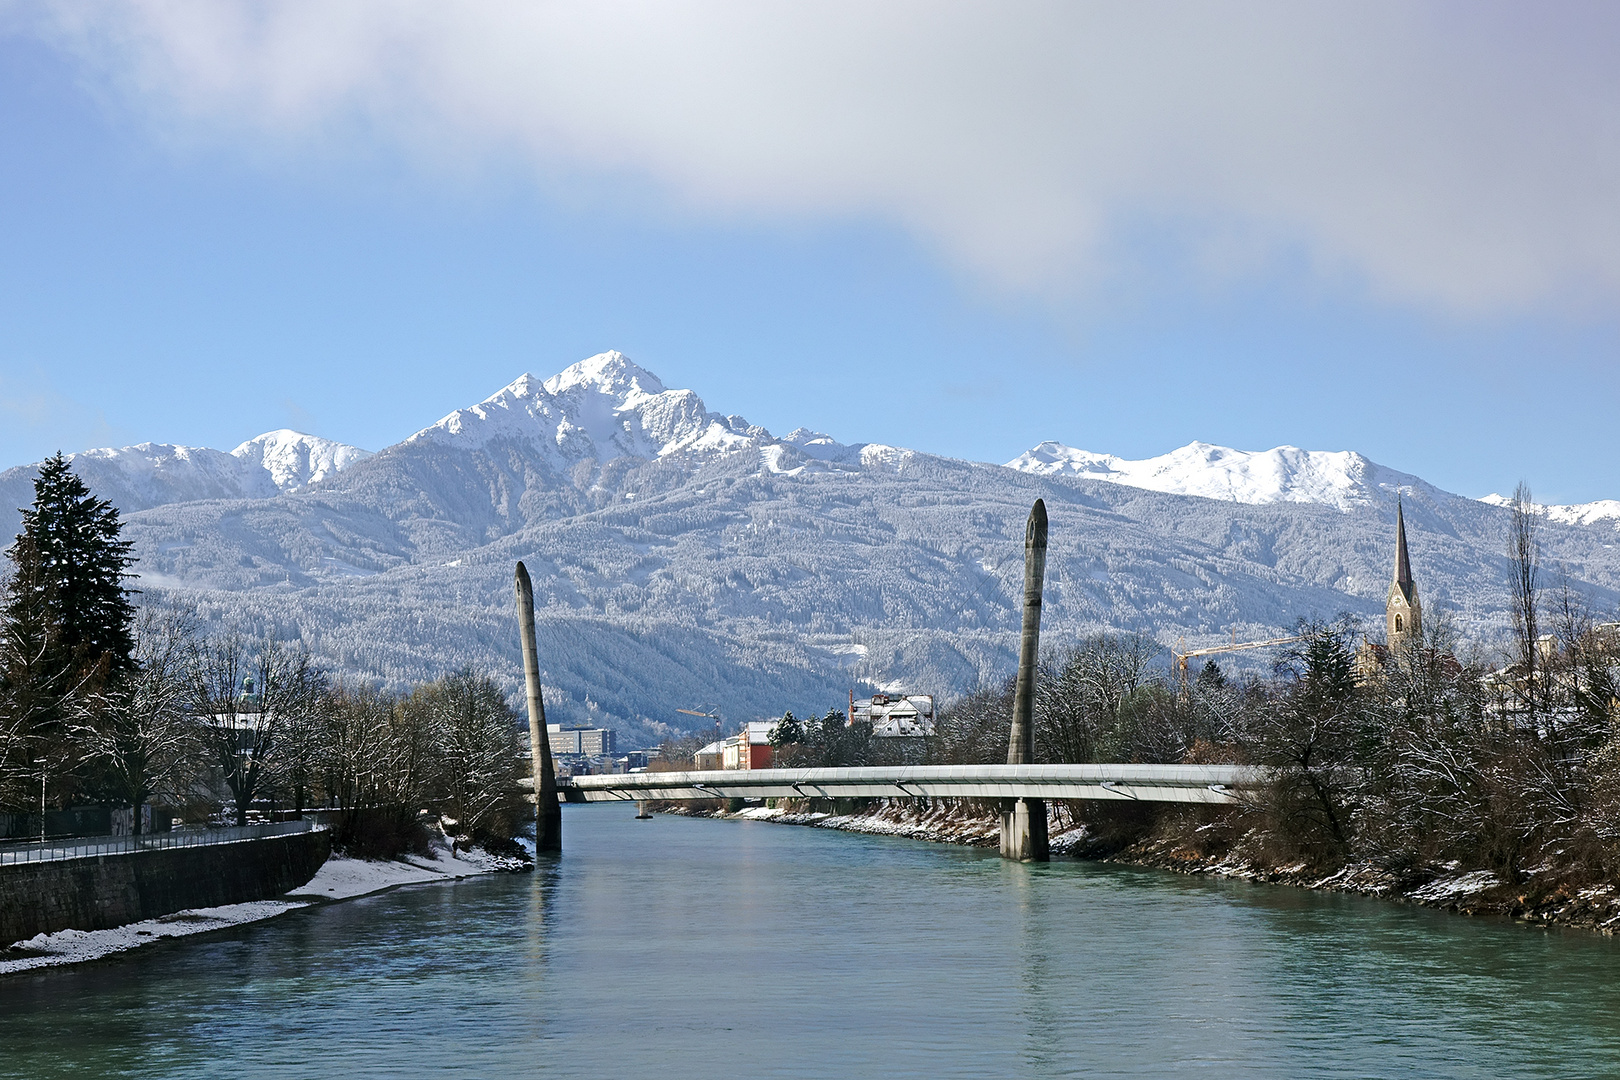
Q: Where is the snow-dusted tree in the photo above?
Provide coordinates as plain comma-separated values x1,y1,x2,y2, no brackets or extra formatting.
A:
1234,617,1364,865
75,604,200,833
417,670,523,837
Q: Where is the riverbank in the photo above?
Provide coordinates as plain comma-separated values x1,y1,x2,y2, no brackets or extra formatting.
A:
692,800,1620,935
0,834,527,976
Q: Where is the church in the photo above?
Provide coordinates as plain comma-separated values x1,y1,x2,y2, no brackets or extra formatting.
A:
1386,499,1422,648
1356,499,1423,680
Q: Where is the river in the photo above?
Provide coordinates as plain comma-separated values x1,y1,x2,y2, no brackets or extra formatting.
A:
3,805,1619,1078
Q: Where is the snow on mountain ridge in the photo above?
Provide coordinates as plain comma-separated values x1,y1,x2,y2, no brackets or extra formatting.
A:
231,430,372,492
411,351,763,464
1478,493,1620,529
72,442,277,503
1006,440,1425,511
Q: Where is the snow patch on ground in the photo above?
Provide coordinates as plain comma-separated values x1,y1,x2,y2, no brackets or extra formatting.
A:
0,900,309,975
1408,870,1500,903
1,840,510,976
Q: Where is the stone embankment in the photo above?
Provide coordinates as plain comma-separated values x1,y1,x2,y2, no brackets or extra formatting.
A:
0,828,330,945
698,799,1620,936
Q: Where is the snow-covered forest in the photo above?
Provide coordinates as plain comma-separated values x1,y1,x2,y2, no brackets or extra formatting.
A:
3,353,1617,749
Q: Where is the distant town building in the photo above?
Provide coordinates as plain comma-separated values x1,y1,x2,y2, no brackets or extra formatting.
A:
547,724,617,757
694,740,725,770
722,722,776,770
850,693,936,737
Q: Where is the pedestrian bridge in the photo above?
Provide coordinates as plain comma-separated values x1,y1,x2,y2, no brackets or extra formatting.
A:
560,763,1263,805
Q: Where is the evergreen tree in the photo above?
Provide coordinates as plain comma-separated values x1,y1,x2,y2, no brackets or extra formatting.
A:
769,710,805,747
7,453,137,683
0,455,137,809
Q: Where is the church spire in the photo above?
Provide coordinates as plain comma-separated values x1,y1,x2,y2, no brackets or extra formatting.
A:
1387,495,1421,646
1393,497,1414,593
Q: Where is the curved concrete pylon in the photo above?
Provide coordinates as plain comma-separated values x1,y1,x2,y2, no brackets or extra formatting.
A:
516,562,562,854
1001,499,1050,862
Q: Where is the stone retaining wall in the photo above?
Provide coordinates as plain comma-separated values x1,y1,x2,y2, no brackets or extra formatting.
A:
0,829,331,945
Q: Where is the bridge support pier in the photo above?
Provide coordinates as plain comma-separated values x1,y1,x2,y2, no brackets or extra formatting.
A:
1000,797,1048,861
1002,499,1050,862
516,562,562,855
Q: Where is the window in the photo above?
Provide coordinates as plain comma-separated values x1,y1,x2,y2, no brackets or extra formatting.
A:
1394,614,1403,633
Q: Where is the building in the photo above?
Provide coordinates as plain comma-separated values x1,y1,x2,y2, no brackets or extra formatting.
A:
721,722,776,770
850,693,936,737
547,725,617,757
694,740,725,770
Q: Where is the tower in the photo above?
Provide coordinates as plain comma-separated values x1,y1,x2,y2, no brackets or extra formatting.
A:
1386,499,1422,648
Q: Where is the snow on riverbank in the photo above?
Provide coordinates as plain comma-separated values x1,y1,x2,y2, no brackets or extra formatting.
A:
705,801,1620,934
1,839,517,976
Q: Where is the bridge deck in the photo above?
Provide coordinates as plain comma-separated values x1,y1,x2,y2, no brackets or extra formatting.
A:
560,763,1263,804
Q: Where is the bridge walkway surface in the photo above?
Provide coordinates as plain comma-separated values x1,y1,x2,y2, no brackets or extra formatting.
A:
561,763,1263,804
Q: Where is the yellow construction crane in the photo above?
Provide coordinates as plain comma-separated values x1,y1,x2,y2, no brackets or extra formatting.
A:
1173,632,1303,691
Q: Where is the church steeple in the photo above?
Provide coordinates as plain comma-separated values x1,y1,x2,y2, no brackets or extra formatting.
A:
1387,497,1422,647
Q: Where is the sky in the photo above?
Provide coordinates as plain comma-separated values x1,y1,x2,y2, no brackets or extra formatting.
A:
0,2,1617,503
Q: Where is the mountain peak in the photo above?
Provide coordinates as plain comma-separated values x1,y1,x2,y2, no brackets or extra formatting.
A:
413,352,757,464
542,351,666,398
231,430,372,492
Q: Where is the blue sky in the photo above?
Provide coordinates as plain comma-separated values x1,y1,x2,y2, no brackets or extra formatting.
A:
1,4,1617,503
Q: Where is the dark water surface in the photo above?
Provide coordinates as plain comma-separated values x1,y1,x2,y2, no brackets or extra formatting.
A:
3,805,1620,1078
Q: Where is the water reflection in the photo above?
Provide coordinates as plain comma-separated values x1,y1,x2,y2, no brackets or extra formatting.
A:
2,805,1619,1079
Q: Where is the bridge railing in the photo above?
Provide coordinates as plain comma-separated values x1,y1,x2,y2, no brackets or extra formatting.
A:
0,819,326,867
560,763,1266,805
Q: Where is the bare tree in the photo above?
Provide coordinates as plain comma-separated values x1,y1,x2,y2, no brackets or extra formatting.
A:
75,604,200,833
417,670,525,838
322,681,434,856
1506,482,1542,719
190,633,324,826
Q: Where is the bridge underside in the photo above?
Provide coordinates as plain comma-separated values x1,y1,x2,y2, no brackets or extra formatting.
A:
561,763,1261,805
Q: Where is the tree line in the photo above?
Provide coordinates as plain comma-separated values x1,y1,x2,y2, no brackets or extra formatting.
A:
0,455,527,853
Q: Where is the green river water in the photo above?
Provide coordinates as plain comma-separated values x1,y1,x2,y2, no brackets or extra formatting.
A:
2,804,1619,1078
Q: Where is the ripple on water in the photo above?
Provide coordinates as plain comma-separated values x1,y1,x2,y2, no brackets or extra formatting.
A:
2,806,1619,1079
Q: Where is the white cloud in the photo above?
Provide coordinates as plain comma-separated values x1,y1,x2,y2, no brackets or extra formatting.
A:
20,1,1620,314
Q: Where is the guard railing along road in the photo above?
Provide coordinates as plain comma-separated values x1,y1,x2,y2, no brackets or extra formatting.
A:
0,819,326,866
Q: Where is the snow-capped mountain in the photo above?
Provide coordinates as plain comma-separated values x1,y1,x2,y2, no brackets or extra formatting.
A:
1004,440,1437,512
1478,492,1620,530
4,352,1619,748
232,430,371,492
68,442,278,505
0,431,370,522
409,352,764,464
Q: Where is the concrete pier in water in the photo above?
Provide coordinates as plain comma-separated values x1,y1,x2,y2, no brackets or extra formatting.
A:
1000,498,1050,862
516,562,562,854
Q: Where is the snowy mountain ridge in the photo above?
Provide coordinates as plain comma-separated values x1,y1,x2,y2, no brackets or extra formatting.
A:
1003,440,1434,512
1478,493,1620,529
2,431,371,520
5,352,1620,748
409,352,764,464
